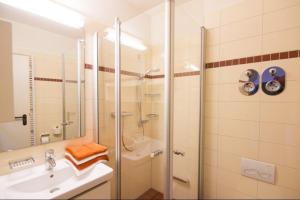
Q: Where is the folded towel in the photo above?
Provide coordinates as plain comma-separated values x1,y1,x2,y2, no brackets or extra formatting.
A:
65,155,109,171
65,151,108,165
84,143,108,154
66,143,108,161
64,157,108,176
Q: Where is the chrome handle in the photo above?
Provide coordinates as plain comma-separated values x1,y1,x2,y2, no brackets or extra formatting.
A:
173,150,185,156
173,176,189,184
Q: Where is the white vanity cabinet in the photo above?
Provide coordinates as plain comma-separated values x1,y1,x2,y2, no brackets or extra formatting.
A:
73,181,111,200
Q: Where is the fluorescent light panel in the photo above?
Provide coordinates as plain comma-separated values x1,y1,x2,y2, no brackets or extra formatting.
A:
0,0,84,29
105,28,147,51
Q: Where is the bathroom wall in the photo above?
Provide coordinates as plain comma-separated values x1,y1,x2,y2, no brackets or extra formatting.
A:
204,0,300,198
0,27,95,175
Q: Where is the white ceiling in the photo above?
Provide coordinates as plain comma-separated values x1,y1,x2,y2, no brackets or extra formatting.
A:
52,0,163,28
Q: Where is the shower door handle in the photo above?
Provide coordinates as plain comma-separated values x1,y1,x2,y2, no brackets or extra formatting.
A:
15,114,27,126
173,150,185,156
61,121,74,126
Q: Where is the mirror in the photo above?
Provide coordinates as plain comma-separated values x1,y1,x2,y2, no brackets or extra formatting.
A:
0,2,86,152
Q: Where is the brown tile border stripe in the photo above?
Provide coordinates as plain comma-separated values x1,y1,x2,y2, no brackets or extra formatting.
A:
34,77,62,82
85,49,299,78
146,74,165,79
85,63,93,69
86,64,200,79
34,77,80,83
65,80,78,83
205,49,300,69
174,71,200,77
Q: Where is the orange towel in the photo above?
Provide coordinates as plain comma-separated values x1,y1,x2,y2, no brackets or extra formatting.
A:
66,143,108,161
84,143,108,154
65,155,109,171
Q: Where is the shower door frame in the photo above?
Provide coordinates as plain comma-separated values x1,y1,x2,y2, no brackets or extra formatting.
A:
94,0,206,199
164,0,174,199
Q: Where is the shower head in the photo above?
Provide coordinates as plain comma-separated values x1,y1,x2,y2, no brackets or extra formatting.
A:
139,67,160,79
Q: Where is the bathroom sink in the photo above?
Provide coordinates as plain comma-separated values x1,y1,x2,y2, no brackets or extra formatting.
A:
0,159,113,199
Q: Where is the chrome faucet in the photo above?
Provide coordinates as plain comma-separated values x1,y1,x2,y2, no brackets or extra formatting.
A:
45,149,56,170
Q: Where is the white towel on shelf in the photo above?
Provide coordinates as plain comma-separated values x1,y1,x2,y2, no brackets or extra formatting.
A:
64,158,108,176
65,151,108,165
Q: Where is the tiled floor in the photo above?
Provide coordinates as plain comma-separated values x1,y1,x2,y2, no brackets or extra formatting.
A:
137,188,163,200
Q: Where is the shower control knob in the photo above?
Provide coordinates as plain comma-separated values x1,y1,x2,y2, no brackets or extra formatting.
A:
245,70,253,78
269,68,277,76
239,69,259,96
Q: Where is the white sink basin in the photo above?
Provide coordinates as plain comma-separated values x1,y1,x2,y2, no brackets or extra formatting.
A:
0,159,113,199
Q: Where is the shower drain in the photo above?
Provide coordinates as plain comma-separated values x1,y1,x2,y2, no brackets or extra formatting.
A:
49,187,60,193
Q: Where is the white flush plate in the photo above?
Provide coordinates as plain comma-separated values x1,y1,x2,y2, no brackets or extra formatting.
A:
241,158,275,184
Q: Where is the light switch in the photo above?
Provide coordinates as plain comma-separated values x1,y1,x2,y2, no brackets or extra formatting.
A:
241,158,275,184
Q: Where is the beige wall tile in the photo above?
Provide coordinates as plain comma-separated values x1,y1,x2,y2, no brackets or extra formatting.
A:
220,36,262,60
221,0,263,25
260,102,300,124
276,165,300,191
259,142,300,169
217,183,256,199
206,45,220,62
207,28,220,46
218,152,241,173
263,5,300,33
204,165,217,199
205,84,219,102
205,68,219,85
219,136,258,159
204,134,219,150
205,102,219,118
205,117,219,135
204,149,218,167
258,182,300,199
264,0,300,13
262,27,300,54
221,16,262,43
217,168,258,197
219,102,259,121
260,122,300,147
219,119,259,140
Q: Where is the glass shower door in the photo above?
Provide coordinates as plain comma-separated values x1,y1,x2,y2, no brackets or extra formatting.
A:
172,1,204,199
120,6,166,198
97,1,205,199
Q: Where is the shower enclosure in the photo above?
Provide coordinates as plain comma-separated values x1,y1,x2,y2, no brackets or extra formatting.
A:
96,0,205,199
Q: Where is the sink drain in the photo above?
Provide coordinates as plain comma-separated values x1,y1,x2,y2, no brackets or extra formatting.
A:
49,187,60,193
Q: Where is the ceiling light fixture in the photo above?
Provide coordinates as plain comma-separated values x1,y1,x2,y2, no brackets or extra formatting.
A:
0,0,85,29
104,28,148,51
